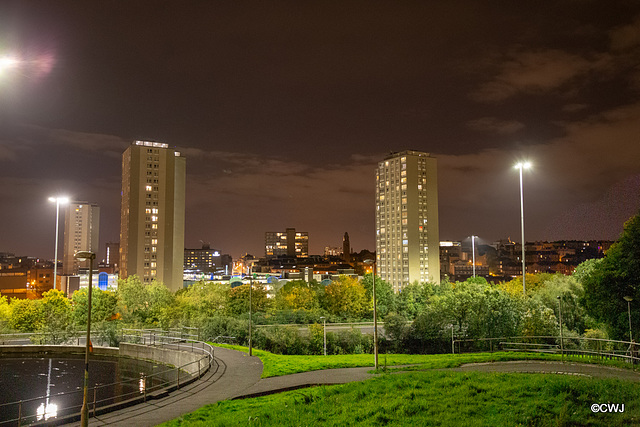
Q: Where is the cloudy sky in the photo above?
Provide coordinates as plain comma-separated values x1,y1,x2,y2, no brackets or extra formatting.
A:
1,1,639,260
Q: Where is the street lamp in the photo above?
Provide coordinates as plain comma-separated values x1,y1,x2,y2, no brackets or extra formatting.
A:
48,196,69,289
557,296,564,361
624,296,633,342
514,162,531,295
320,316,327,356
75,251,95,427
248,268,253,357
364,259,378,369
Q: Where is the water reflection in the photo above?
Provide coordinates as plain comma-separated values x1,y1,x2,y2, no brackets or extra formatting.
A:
0,356,176,424
36,402,58,421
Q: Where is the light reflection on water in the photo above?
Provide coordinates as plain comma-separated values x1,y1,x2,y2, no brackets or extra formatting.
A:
0,356,173,424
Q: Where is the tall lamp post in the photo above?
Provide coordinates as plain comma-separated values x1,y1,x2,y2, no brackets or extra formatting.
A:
624,296,633,342
248,267,253,357
48,196,69,289
364,259,378,369
514,162,531,295
75,251,95,427
557,296,564,361
320,316,327,356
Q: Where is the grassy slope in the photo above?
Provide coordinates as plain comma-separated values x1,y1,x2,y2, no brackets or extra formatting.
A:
212,343,637,378
161,370,640,426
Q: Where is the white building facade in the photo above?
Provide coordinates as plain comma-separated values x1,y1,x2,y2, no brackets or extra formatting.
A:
375,151,440,291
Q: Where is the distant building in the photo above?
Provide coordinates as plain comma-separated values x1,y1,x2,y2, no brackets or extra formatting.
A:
376,150,440,291
62,201,100,275
184,243,232,275
265,228,308,258
324,246,342,257
119,141,186,291
105,242,120,272
342,232,351,263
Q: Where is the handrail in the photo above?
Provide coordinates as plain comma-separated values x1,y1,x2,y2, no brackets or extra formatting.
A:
0,330,213,426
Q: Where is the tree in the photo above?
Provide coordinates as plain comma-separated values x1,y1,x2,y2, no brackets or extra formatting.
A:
228,283,270,315
361,274,395,318
579,212,640,340
9,298,42,332
395,281,434,319
34,289,73,344
274,280,318,311
116,276,175,327
177,280,230,322
323,276,368,320
0,296,11,333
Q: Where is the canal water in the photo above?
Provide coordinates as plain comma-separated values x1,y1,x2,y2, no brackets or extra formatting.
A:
0,355,176,425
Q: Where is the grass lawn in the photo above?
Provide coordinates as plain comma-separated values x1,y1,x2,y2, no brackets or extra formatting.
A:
212,343,638,378
161,370,640,426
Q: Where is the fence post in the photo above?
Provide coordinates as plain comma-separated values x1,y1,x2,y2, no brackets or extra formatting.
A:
93,387,97,417
451,326,455,354
143,375,147,402
198,358,201,378
18,400,22,426
177,367,180,389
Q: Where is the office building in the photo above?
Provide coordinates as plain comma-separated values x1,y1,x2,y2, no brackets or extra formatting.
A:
184,243,232,275
265,228,308,258
375,150,440,291
120,141,186,291
105,242,120,271
62,202,100,275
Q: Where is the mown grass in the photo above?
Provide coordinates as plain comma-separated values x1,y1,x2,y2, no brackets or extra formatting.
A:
212,343,638,378
161,370,640,426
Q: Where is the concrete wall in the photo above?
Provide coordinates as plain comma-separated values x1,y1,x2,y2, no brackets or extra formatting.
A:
120,343,206,375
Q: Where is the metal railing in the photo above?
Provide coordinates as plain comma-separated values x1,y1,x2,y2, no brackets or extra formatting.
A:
451,335,640,365
0,329,214,426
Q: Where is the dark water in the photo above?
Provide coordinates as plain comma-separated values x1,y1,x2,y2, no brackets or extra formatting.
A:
0,355,178,425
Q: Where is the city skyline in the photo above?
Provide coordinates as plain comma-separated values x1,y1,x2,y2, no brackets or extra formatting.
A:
1,2,640,260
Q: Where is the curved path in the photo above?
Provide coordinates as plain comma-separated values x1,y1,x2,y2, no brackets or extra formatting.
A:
67,351,639,426
449,360,640,381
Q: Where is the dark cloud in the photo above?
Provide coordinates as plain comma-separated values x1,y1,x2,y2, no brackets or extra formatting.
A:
1,1,640,260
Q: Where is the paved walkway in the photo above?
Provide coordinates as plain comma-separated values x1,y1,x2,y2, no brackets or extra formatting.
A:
450,360,640,381
64,350,640,426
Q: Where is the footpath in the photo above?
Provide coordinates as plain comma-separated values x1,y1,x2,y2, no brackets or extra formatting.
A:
65,349,640,426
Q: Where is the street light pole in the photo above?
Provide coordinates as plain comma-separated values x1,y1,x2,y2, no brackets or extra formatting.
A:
557,295,564,361
249,268,253,357
75,251,95,427
514,162,531,295
48,196,69,289
364,259,378,370
320,316,326,356
624,296,633,342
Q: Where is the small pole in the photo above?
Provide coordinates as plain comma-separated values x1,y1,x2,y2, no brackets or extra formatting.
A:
93,387,97,416
143,375,147,402
451,325,455,354
177,367,180,389
557,296,564,362
18,400,22,426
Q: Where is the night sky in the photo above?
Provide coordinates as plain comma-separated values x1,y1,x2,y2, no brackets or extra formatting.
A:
1,1,640,261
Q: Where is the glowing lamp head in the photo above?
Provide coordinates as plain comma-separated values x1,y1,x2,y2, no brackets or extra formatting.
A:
514,162,532,170
48,196,70,204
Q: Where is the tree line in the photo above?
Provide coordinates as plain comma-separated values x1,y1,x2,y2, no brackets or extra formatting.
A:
1,211,638,355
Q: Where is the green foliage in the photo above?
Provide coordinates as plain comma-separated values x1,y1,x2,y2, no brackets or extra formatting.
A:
71,287,119,326
579,212,640,340
323,276,368,320
9,298,42,332
361,274,396,318
227,283,270,315
116,276,176,327
273,280,319,311
395,281,433,319
33,289,73,344
177,281,230,323
0,295,11,333
520,298,558,337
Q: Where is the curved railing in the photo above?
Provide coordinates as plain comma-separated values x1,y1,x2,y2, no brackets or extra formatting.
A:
0,330,214,426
